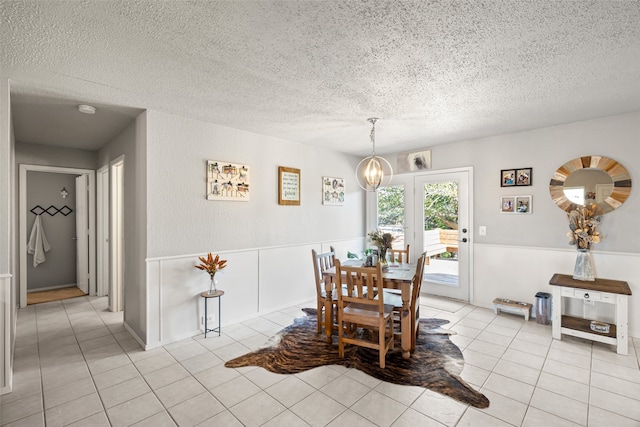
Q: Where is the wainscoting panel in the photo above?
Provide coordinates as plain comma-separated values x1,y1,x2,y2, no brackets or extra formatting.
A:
474,244,639,338
145,238,363,349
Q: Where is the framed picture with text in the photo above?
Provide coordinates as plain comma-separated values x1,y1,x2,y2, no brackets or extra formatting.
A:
278,166,300,205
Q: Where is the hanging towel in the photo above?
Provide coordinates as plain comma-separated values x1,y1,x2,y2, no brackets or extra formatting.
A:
27,214,51,267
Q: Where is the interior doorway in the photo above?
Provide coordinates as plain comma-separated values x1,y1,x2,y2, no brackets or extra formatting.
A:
19,165,96,308
110,156,124,312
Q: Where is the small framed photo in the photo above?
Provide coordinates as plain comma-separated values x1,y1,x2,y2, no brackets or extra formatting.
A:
515,196,532,214
501,196,515,213
322,177,345,206
516,168,532,186
500,169,516,187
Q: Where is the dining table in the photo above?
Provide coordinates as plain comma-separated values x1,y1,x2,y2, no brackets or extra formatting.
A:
322,259,416,359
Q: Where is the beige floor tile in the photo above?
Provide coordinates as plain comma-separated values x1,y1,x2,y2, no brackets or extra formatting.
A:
587,406,640,427
589,387,640,421
449,324,482,339
195,363,241,390
457,407,514,427
297,365,343,389
166,392,226,427
155,376,207,409
389,407,444,427
327,409,378,427
210,341,252,362
536,371,589,403
546,346,591,369
410,389,466,426
266,375,317,408
508,337,550,357
130,411,177,426
466,339,507,359
41,362,90,391
521,407,581,427
0,377,41,404
291,390,348,427
320,375,372,407
211,375,261,407
87,352,131,375
92,363,140,390
475,330,513,347
542,358,590,384
373,381,425,407
591,357,640,384
591,371,640,399
180,351,223,375
242,366,287,389
195,410,244,426
134,351,177,375
261,410,312,427
43,376,96,409
143,363,190,390
45,392,104,427
99,376,151,408
459,364,490,389
478,389,528,426
0,392,43,425
461,348,499,371
482,373,534,404
501,347,545,370
66,411,111,427
167,341,208,362
230,391,287,427
529,388,588,425
106,392,165,427
1,411,45,427
493,359,540,386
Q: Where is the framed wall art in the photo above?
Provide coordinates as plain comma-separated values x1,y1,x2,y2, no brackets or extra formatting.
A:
501,167,532,187
515,196,532,213
206,160,250,201
500,196,515,213
396,149,432,173
322,177,345,206
278,166,300,205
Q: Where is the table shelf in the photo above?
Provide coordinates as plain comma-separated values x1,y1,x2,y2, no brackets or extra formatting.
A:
561,315,616,339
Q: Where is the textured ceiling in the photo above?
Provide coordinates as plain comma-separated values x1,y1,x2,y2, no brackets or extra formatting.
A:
2,0,640,155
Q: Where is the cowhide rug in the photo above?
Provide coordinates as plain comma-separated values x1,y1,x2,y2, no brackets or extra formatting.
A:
225,309,489,408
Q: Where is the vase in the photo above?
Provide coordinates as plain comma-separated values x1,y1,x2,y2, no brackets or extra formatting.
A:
379,247,388,266
573,249,595,281
208,275,218,294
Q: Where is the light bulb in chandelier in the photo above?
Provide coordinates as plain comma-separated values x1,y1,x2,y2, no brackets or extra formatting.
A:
355,118,393,191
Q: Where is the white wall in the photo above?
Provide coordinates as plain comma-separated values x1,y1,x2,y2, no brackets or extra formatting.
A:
385,112,640,338
98,113,147,342
139,110,367,348
145,110,365,257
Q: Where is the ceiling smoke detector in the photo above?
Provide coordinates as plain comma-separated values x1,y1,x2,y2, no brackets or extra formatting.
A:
78,104,96,114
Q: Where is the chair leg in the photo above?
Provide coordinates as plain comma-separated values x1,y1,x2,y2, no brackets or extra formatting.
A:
338,312,344,358
379,320,386,369
317,300,323,334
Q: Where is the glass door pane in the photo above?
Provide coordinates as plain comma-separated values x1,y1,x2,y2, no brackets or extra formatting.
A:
377,185,405,250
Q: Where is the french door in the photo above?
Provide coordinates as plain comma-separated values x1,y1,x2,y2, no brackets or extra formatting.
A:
414,169,471,301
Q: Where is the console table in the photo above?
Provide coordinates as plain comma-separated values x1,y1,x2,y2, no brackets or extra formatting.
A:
549,273,631,355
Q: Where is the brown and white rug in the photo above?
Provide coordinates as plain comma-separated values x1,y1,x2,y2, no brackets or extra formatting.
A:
225,309,489,408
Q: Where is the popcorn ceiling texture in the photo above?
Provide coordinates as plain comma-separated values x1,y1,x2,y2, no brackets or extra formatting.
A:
1,0,639,154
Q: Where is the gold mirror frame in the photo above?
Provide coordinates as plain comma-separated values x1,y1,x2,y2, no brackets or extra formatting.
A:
549,155,632,214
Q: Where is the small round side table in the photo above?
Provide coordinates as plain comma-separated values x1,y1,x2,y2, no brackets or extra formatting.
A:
200,290,224,337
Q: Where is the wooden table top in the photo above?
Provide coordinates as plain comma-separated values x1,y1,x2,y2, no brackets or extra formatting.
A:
323,260,415,283
549,273,631,295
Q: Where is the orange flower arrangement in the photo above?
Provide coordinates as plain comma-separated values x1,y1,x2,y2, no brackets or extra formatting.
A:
195,253,227,279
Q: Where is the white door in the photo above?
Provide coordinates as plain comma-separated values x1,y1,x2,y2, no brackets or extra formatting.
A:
75,175,89,294
96,166,109,297
110,157,125,312
414,169,471,301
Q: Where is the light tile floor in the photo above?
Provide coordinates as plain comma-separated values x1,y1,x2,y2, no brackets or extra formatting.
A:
2,295,640,426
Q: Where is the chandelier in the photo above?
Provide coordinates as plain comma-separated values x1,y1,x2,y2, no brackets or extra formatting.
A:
355,118,393,191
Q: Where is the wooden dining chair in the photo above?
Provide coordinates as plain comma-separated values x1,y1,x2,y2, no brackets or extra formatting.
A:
335,260,395,368
382,251,426,351
311,246,337,333
388,245,410,264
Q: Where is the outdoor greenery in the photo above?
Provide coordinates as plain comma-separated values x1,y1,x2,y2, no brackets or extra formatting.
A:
377,185,404,228
424,182,458,230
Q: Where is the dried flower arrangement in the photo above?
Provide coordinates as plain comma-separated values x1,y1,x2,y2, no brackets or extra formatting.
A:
195,253,227,279
368,229,394,252
567,206,603,250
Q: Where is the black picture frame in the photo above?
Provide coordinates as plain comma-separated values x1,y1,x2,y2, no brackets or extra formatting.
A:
500,169,516,187
516,168,532,186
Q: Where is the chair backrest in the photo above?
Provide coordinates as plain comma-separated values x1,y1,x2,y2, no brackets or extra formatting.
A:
389,245,410,264
311,246,336,297
411,251,427,310
335,260,385,312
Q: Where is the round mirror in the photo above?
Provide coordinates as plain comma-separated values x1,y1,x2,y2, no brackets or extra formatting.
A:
549,155,632,214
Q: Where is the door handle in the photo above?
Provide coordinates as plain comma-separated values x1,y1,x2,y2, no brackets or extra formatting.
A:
462,238,468,243
72,237,78,240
